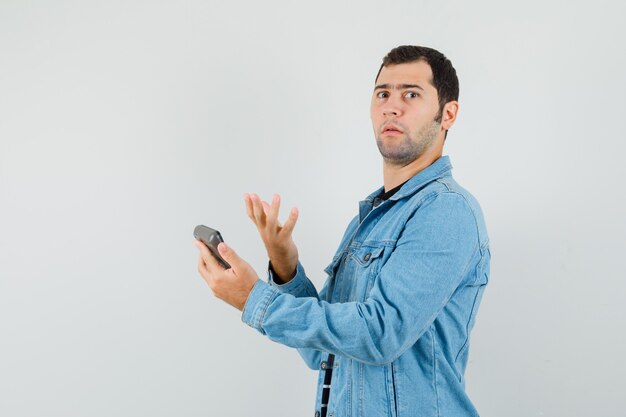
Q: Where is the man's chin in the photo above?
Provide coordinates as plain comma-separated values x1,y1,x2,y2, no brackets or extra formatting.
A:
378,150,418,166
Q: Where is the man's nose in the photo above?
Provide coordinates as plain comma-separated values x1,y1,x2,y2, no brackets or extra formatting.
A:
382,96,403,117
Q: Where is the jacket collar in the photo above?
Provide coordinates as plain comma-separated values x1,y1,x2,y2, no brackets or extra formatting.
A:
358,156,452,222
364,155,453,203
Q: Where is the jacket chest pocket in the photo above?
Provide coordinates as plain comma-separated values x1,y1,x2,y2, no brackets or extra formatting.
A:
352,246,386,268
347,245,387,301
322,252,346,302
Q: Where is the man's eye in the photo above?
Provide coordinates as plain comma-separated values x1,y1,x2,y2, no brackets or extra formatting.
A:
405,91,420,99
376,91,388,99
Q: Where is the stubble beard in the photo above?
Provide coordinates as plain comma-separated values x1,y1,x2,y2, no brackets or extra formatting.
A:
376,120,441,167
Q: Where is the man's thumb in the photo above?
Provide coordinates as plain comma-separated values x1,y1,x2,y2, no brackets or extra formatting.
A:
217,242,239,266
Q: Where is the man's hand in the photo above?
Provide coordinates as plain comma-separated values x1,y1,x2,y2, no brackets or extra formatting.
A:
195,240,259,311
243,193,299,283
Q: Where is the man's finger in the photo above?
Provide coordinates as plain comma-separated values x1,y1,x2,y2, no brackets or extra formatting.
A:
282,207,299,235
267,194,280,228
217,242,241,270
197,253,206,273
251,194,267,226
195,240,221,271
197,254,212,282
244,193,256,222
261,201,271,216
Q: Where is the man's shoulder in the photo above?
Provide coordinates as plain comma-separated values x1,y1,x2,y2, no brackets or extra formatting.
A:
407,176,489,244
430,176,482,212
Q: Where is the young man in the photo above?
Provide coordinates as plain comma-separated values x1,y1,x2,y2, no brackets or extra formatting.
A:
195,45,490,417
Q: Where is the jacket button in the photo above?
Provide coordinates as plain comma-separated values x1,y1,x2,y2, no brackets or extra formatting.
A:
321,361,327,369
315,412,320,417
363,252,371,262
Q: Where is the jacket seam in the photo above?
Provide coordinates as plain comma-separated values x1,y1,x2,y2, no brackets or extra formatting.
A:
257,287,280,328
431,328,441,417
454,286,483,365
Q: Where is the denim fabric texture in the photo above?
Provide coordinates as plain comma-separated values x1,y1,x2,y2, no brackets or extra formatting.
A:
242,156,490,417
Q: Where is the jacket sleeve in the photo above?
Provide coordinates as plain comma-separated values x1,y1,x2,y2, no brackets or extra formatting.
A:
263,261,323,370
242,192,480,366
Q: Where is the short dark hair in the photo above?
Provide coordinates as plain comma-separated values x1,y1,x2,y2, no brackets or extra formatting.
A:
375,45,459,123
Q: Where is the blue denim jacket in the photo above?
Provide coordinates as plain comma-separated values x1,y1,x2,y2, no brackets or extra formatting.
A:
243,156,490,417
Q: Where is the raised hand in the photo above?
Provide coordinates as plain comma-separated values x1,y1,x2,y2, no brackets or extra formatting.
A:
243,193,299,283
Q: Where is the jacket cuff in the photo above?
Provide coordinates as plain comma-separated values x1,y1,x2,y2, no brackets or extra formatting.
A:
241,280,280,332
268,261,316,297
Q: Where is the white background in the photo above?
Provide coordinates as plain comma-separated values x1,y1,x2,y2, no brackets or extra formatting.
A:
1,1,625,416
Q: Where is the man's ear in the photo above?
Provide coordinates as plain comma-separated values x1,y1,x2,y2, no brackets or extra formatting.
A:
441,101,459,132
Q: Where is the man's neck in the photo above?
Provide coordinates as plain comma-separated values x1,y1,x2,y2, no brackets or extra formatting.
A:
383,149,443,192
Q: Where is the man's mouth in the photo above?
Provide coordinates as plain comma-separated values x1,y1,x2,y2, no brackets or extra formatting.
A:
382,124,404,134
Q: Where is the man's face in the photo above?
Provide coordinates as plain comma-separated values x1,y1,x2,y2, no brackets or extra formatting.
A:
370,61,443,166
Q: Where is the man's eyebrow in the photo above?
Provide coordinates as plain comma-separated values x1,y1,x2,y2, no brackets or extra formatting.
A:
374,83,425,91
